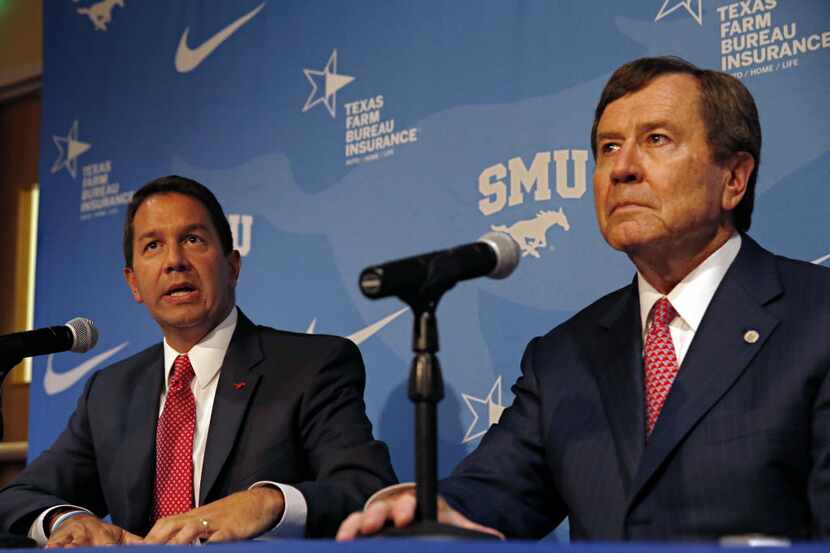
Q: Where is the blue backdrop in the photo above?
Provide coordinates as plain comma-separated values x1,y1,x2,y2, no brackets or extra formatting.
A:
32,0,830,529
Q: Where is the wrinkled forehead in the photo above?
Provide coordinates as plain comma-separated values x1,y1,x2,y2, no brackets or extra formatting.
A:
598,74,705,132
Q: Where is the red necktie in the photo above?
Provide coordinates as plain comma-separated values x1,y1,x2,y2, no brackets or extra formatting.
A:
643,297,679,437
152,354,196,521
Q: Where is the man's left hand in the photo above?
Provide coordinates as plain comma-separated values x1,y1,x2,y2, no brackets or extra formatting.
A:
143,487,285,544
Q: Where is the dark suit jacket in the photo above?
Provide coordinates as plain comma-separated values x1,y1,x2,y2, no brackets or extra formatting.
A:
0,311,397,538
440,236,830,540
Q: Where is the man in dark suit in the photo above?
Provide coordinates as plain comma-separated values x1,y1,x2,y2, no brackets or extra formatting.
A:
0,176,397,546
337,57,830,540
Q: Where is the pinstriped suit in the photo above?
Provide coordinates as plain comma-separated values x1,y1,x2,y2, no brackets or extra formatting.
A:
440,235,830,540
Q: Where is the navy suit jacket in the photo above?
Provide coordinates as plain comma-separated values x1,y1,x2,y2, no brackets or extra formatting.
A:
0,311,397,538
440,236,830,540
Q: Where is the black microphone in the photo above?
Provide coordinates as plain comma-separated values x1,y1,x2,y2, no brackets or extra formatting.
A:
0,318,98,361
359,232,520,300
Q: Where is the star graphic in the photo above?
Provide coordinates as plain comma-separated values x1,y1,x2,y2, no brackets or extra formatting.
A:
51,120,91,179
462,376,506,444
302,49,355,118
655,0,703,26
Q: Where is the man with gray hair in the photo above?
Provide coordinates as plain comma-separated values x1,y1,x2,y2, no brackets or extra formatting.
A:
338,56,830,541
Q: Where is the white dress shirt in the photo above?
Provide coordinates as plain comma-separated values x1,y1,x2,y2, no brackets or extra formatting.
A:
30,307,306,544
637,233,742,366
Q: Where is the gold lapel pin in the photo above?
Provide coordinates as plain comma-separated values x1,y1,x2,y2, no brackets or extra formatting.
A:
743,330,760,344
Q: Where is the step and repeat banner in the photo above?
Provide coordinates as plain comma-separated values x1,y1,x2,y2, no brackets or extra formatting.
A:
33,0,830,513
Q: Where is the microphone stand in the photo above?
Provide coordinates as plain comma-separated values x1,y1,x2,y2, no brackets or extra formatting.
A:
379,289,496,540
0,354,37,548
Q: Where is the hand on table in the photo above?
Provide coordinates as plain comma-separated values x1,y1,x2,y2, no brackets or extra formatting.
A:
144,486,285,544
46,514,142,548
335,486,503,541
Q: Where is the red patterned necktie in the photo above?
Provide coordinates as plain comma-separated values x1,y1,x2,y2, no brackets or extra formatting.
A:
152,354,196,521
643,297,679,437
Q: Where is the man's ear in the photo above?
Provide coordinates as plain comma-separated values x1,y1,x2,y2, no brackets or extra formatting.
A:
228,250,241,288
123,267,143,303
722,151,755,212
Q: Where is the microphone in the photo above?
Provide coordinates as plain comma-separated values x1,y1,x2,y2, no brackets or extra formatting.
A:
359,231,520,300
0,318,98,360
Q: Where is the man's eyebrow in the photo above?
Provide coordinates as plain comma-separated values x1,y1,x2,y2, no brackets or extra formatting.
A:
595,130,624,142
596,120,680,142
637,120,678,134
135,230,159,242
181,223,211,234
135,224,211,242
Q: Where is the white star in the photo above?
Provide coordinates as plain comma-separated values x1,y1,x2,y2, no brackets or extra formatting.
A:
51,120,91,179
462,376,506,444
302,49,355,118
655,0,703,26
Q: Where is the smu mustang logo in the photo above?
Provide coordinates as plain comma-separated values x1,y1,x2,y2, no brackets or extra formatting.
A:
76,0,125,31
491,208,570,259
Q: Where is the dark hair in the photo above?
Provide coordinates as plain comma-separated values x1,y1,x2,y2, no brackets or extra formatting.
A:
590,56,761,232
123,175,233,268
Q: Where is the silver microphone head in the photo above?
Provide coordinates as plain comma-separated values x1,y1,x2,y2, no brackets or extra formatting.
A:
479,231,520,279
65,318,99,353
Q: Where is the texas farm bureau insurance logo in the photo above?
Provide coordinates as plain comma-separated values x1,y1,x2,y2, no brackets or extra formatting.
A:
477,149,587,260
302,49,419,167
49,120,254,252
50,119,134,221
656,1,830,80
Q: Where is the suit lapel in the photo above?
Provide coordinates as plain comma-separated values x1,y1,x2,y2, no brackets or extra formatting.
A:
119,347,163,532
199,311,263,505
629,236,782,505
589,282,646,492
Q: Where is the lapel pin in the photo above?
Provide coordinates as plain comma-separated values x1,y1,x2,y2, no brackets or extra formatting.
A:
233,381,247,390
743,330,760,344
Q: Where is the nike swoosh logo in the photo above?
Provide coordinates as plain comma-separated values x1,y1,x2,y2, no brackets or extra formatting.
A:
812,253,830,265
348,308,408,345
44,342,129,396
305,307,408,346
175,2,266,73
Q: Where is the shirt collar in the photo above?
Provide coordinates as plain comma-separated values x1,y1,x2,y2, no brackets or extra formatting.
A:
163,307,238,390
638,233,742,335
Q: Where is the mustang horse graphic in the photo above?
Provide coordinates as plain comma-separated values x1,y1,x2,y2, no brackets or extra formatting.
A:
491,208,570,258
77,0,125,31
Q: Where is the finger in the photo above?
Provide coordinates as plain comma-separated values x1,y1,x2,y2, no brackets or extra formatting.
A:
390,494,417,528
336,512,366,541
88,524,123,546
119,530,144,545
46,535,72,548
47,534,82,548
48,526,86,548
205,529,229,543
441,508,505,540
143,518,180,544
447,515,505,540
359,500,394,534
164,520,206,545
